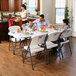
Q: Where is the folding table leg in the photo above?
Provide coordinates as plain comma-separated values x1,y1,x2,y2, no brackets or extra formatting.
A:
44,49,48,65
68,42,72,55
60,48,64,59
13,38,17,55
29,51,34,70
20,39,25,63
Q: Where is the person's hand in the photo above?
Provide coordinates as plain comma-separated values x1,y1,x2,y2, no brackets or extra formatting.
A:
17,17,22,20
22,24,26,27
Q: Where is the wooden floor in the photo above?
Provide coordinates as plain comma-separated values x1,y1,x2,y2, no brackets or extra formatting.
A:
0,37,76,76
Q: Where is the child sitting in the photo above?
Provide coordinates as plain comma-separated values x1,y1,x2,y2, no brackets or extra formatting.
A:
8,14,16,27
22,20,36,31
58,19,69,33
58,19,70,42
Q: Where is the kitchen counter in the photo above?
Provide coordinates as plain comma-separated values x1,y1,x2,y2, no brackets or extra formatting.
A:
0,20,8,23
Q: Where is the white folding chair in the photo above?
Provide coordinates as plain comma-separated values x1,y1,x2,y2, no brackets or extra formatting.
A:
24,34,46,70
45,32,61,61
8,26,25,52
60,29,72,56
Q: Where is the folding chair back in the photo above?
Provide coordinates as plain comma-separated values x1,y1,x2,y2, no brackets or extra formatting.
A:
30,34,46,46
47,32,60,42
60,29,72,38
8,26,21,32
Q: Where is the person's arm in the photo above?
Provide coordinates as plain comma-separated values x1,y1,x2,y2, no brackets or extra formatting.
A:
21,13,27,19
46,20,50,27
60,28,67,33
33,19,37,24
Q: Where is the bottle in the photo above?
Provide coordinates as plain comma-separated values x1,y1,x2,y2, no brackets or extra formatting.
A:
53,25,56,30
41,26,44,31
33,27,35,31
17,28,20,33
50,24,53,29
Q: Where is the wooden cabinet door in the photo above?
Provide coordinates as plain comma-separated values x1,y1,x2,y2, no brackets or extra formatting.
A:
1,0,9,11
9,0,14,11
0,0,1,11
9,0,22,11
14,0,22,11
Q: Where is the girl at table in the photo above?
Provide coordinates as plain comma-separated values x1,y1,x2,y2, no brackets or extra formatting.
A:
8,14,16,27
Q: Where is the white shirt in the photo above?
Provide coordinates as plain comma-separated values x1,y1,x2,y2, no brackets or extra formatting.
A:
33,19,50,30
21,10,27,21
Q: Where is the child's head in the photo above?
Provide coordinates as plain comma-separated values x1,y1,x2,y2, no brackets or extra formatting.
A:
62,19,69,26
28,20,33,27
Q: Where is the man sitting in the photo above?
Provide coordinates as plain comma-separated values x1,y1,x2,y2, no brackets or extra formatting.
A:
33,14,50,30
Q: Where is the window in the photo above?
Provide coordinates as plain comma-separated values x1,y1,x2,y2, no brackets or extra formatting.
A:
55,0,66,24
23,0,38,13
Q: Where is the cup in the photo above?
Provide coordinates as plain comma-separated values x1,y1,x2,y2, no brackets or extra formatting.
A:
25,29,27,32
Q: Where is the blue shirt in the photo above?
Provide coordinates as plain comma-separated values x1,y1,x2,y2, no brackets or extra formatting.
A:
58,25,69,32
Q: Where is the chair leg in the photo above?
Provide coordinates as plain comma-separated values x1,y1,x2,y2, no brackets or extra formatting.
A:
13,40,17,55
68,42,72,55
45,50,48,65
20,40,25,63
60,48,64,59
57,47,61,60
11,41,13,48
48,51,51,64
29,52,34,70
9,40,11,51
21,51,24,63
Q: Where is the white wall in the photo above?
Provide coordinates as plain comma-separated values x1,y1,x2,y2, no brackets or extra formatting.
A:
40,0,71,24
40,0,53,23
72,0,76,37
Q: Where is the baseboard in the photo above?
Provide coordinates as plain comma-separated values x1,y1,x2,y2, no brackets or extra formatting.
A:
72,32,76,37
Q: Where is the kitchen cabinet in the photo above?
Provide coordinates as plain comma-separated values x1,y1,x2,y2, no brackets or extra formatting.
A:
9,0,22,11
9,0,14,11
0,0,22,11
0,0,1,11
1,0,9,11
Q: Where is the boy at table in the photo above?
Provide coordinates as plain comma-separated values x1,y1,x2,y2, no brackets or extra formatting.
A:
33,14,50,29
52,19,70,54
58,19,69,33
59,19,69,41
22,20,36,31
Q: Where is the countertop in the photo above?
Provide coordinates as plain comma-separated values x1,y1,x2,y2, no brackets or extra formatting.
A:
0,20,8,23
0,17,38,23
